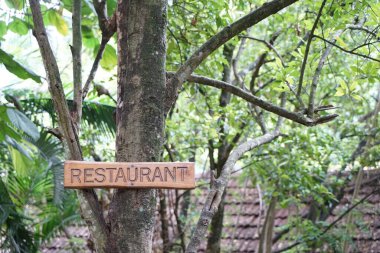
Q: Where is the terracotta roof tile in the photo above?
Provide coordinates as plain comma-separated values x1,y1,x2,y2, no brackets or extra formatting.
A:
43,169,380,252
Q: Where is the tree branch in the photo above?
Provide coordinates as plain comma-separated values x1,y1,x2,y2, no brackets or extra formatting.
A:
307,29,344,118
346,25,378,37
82,38,109,99
28,1,108,251
71,0,82,126
167,72,339,126
297,0,327,97
165,0,299,113
313,35,380,63
82,2,116,99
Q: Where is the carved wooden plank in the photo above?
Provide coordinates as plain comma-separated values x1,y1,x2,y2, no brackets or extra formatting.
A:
64,161,195,189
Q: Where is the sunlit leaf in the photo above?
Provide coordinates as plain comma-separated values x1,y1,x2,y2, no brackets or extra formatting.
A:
5,0,23,10
46,10,69,36
0,21,7,38
100,45,117,70
8,18,29,35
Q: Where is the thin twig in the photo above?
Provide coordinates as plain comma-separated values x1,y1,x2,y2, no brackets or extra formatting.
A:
82,1,116,99
307,29,344,118
82,39,108,99
313,35,380,63
297,0,327,97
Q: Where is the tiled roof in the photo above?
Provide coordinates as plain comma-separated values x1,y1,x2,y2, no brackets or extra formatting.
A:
43,169,380,252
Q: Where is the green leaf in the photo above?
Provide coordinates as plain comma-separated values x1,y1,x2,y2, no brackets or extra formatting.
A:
107,0,117,17
0,21,7,38
351,93,362,101
7,108,40,141
335,37,347,48
334,87,345,96
8,18,29,35
6,136,32,160
0,49,42,83
100,45,117,70
46,10,69,36
5,0,23,10
9,145,32,177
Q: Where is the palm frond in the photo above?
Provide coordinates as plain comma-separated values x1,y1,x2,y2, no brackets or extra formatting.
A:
20,98,116,136
0,178,36,253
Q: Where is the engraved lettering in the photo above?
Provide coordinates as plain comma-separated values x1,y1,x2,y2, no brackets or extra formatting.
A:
140,167,151,182
164,167,176,182
127,167,138,181
95,168,106,182
115,167,127,182
64,161,195,189
84,168,94,183
152,167,163,182
107,168,117,182
71,169,81,183
178,167,187,181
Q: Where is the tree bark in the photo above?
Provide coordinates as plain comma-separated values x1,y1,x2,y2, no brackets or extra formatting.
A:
206,190,226,253
106,0,167,252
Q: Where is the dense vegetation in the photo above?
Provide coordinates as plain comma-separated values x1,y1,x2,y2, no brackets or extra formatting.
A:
0,0,379,252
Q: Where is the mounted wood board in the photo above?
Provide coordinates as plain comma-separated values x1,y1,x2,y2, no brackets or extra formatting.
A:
64,160,195,189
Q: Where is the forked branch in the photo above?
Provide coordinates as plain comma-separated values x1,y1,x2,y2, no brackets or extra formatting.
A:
296,0,327,97
165,0,299,113
82,1,116,99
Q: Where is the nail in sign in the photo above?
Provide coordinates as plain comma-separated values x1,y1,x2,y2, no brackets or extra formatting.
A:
64,161,195,189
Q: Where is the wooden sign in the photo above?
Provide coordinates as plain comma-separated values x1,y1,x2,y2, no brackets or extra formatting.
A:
64,161,195,189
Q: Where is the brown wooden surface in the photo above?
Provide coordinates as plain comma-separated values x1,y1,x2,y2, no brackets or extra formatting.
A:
64,160,195,189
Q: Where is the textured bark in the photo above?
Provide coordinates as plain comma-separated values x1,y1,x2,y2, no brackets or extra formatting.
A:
106,0,167,252
206,190,226,253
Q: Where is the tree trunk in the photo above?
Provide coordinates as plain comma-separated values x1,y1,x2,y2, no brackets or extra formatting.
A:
258,196,277,253
206,44,234,253
206,190,226,253
106,0,167,252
